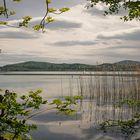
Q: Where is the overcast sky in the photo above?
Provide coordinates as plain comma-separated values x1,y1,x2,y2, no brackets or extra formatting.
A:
0,0,140,66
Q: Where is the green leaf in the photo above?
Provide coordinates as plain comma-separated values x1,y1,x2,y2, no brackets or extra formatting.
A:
47,0,52,4
19,16,32,27
46,16,55,23
59,7,70,13
51,99,62,106
48,8,57,13
10,11,16,15
0,21,7,25
20,95,27,100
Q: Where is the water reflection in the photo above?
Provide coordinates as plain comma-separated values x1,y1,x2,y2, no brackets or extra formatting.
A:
0,72,140,140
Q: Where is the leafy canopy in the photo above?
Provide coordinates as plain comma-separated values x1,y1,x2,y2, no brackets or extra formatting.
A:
88,0,140,21
0,0,70,31
0,89,82,140
1,0,140,32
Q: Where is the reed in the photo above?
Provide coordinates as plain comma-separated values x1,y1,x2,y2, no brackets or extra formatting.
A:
66,64,140,125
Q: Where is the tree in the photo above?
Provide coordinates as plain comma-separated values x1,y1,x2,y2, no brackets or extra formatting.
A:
0,89,82,140
0,0,70,31
87,0,140,21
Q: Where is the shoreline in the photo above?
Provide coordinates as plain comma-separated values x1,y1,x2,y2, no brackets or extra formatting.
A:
0,72,140,76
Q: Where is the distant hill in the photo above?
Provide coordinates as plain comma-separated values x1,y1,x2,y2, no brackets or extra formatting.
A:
0,60,140,71
114,60,140,65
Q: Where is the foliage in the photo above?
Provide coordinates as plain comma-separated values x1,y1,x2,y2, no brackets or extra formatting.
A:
88,0,140,21
0,0,70,31
0,89,82,140
118,99,140,107
1,0,140,32
51,96,83,115
100,99,140,140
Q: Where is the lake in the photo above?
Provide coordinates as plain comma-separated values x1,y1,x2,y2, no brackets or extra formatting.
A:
0,71,140,140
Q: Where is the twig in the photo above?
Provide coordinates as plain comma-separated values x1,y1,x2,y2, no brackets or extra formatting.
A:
40,0,49,30
3,0,8,18
26,107,56,120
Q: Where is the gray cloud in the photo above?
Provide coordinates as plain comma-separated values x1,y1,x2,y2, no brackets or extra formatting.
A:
108,45,140,50
102,52,140,60
0,54,37,64
85,45,140,61
105,47,140,57
84,7,107,17
0,53,82,66
29,19,82,30
46,21,82,30
50,40,97,46
47,21,82,30
1,0,140,65
0,31,38,39
97,30,140,41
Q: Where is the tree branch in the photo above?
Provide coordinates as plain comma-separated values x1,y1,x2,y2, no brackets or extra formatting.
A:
3,0,8,18
26,107,56,120
40,0,49,30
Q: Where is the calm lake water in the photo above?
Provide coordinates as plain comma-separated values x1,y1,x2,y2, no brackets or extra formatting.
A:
0,72,140,140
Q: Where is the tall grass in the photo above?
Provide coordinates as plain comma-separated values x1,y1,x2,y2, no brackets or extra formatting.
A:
66,65,140,125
